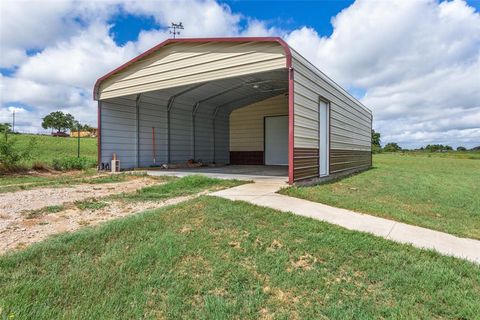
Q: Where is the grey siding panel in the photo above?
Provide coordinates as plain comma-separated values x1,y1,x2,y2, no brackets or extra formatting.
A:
194,108,214,163
101,97,137,168
214,109,230,163
170,102,193,163
138,95,167,167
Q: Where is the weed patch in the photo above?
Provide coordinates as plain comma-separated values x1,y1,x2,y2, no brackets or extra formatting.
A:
74,199,108,210
25,205,65,219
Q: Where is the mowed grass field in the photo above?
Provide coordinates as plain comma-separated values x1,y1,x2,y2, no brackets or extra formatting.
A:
1,196,479,319
281,152,480,239
8,134,97,166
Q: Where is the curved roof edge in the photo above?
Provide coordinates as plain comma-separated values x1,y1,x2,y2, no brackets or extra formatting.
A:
93,37,292,100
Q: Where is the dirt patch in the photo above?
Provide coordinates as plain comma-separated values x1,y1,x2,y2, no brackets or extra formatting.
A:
267,239,283,252
0,177,204,254
289,254,320,271
0,170,99,188
0,177,155,218
0,191,205,254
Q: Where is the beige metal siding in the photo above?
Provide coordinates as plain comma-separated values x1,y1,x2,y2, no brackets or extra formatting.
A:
98,41,286,100
291,49,372,151
230,94,288,151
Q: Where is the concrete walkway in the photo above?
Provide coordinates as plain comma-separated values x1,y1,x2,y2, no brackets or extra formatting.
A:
211,181,480,264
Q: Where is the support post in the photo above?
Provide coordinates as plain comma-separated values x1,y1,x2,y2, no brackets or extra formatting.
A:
192,102,200,160
152,127,156,164
212,106,221,164
136,94,141,167
97,101,102,168
167,97,175,164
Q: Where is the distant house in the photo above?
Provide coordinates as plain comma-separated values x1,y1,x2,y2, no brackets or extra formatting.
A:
94,37,372,184
70,128,97,138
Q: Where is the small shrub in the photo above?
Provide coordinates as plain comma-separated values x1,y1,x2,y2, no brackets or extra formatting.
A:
0,136,35,172
371,145,382,154
383,142,402,152
52,156,96,171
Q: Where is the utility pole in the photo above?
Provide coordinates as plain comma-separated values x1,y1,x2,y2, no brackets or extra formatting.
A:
168,22,184,39
12,110,15,133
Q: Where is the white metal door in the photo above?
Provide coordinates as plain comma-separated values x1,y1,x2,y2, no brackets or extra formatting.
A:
265,116,288,165
319,101,329,176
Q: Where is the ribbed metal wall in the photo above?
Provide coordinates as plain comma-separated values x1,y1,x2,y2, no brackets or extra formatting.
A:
100,91,232,168
100,96,137,168
291,48,372,179
230,94,288,152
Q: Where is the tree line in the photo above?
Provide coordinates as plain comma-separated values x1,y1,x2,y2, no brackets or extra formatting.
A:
371,130,477,153
41,111,95,134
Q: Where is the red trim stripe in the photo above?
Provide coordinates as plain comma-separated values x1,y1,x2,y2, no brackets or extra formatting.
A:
97,101,101,167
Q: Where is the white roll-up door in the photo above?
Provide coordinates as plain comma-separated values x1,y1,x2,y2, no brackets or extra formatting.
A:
265,116,288,165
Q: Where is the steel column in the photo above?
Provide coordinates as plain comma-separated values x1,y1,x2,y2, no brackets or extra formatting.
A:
135,94,141,167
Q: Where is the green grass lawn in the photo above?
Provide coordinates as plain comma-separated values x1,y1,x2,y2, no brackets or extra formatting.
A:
405,150,480,160
281,153,480,239
7,133,97,167
118,175,246,201
1,196,479,319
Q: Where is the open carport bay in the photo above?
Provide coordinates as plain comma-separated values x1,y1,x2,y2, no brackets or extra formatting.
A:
99,69,289,172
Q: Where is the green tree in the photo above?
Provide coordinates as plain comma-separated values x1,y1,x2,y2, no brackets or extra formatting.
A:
456,146,466,151
371,129,381,148
425,144,453,152
41,111,76,133
371,129,382,154
81,124,93,132
0,123,12,135
383,142,402,152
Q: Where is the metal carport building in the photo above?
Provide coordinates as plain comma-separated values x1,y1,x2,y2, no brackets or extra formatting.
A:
94,37,372,184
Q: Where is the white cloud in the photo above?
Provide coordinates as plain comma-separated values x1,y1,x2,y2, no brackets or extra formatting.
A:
0,0,479,147
123,0,242,37
285,0,480,148
15,23,136,88
0,0,123,68
0,0,273,132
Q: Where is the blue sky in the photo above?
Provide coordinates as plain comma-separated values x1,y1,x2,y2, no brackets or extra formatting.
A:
222,0,355,35
108,1,356,46
108,0,480,45
1,0,479,148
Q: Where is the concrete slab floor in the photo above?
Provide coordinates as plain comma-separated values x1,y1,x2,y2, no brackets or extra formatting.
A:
144,165,288,183
211,182,480,264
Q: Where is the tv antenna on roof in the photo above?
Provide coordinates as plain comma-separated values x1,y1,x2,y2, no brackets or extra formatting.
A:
169,22,184,39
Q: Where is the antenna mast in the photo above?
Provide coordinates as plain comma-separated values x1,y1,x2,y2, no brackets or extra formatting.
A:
168,22,184,39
